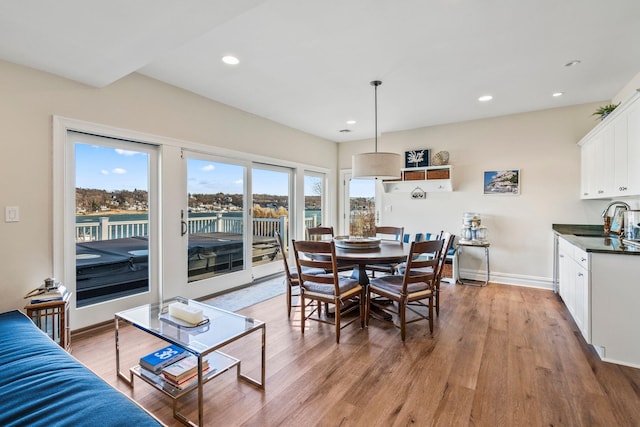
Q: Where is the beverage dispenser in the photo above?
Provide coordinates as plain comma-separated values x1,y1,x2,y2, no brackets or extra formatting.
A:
461,212,488,243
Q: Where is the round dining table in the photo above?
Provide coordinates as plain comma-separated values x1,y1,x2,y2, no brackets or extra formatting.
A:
335,240,410,285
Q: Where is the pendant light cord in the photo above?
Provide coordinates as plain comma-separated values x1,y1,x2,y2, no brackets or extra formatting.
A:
371,80,382,153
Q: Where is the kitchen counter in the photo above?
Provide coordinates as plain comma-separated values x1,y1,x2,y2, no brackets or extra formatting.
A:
553,223,640,368
552,224,640,255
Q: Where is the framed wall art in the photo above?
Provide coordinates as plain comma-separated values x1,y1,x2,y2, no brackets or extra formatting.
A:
483,169,520,195
405,149,430,168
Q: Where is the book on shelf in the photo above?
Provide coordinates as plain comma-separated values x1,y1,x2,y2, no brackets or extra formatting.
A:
161,354,209,383
29,285,70,304
163,366,212,390
139,344,188,374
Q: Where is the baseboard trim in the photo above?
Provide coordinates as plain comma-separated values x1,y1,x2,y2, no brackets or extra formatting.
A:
458,269,553,290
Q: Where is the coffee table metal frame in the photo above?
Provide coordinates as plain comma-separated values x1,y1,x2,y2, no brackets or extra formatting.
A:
115,297,265,426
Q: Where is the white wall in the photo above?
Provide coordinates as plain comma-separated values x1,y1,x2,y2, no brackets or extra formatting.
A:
339,103,640,288
0,60,337,314
613,71,640,106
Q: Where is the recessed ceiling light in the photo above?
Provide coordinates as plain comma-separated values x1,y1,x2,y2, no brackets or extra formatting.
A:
222,55,239,65
564,60,581,67
552,92,564,97
478,95,493,102
346,120,356,125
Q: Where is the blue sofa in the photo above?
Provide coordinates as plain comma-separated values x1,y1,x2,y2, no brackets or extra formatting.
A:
0,310,163,427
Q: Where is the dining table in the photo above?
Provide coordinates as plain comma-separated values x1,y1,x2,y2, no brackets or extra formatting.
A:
334,240,410,285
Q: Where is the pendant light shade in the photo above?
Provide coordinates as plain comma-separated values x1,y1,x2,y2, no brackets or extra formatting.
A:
352,152,402,179
351,80,402,179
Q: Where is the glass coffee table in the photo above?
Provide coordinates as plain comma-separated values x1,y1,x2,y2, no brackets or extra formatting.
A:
115,297,265,426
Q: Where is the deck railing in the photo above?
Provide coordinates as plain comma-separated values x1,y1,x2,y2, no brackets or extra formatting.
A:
76,214,318,243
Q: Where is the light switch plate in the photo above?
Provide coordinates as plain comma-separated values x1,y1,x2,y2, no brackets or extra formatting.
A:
5,206,19,222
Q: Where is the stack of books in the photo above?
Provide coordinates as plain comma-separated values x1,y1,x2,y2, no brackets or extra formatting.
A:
27,284,70,304
161,354,210,389
139,344,188,374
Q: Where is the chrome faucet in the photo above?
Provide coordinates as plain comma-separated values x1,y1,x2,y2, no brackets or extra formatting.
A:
602,201,631,217
602,201,631,234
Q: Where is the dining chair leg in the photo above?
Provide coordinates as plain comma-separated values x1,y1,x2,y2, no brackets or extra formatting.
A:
287,284,292,318
400,298,407,341
364,291,370,327
435,281,440,316
301,293,306,335
335,299,341,344
360,289,366,328
428,296,434,334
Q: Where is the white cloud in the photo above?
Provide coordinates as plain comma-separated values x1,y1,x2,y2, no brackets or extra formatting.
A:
112,168,126,174
100,169,109,175
115,149,139,157
234,179,243,185
202,165,215,172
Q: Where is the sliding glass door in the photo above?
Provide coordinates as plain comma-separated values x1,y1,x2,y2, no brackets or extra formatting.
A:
65,130,159,323
56,117,328,328
251,165,292,278
185,154,249,284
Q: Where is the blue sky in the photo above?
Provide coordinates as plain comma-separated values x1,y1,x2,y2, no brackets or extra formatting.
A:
75,144,346,196
75,143,149,192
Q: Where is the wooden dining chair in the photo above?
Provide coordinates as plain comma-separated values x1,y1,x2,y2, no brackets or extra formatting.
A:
306,226,334,241
367,225,405,277
433,232,454,316
292,239,365,343
367,239,444,341
275,231,324,318
394,231,454,316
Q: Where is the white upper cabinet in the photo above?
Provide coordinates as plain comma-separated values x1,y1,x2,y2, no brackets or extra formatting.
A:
626,98,640,194
579,90,640,199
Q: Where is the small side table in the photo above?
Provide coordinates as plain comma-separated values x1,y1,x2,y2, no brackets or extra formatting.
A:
25,294,71,351
456,241,490,287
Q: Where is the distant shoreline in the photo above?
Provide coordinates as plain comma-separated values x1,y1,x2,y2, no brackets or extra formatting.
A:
78,210,147,216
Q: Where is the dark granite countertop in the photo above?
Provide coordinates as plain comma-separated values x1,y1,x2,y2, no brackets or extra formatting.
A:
552,224,640,255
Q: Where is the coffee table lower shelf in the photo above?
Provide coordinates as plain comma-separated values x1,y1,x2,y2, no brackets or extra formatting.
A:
130,351,238,400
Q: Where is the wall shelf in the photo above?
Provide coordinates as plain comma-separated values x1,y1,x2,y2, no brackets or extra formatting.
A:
382,165,453,193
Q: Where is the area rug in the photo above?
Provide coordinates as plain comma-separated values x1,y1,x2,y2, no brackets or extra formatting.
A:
203,274,286,312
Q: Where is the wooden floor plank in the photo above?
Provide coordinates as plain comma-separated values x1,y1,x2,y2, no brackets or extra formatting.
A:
71,281,640,426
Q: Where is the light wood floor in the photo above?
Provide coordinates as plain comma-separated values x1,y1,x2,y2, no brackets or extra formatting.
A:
72,281,640,426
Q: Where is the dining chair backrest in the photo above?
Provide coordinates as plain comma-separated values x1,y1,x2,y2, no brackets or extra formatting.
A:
375,226,404,242
306,226,334,241
435,232,454,281
275,231,293,279
292,240,340,295
401,239,444,293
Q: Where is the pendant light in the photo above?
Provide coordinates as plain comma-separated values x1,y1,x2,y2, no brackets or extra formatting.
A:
351,80,402,179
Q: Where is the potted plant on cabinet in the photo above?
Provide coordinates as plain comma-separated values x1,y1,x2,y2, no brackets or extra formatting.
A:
592,102,620,120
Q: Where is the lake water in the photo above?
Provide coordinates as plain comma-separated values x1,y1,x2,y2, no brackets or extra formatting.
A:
76,210,321,224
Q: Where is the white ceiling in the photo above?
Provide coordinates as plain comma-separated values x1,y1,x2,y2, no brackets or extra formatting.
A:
2,0,640,142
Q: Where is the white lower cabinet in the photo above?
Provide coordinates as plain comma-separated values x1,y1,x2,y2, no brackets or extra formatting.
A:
557,237,590,342
557,235,640,368
590,252,640,368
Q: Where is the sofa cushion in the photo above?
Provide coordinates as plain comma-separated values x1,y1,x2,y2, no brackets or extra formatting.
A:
0,310,162,427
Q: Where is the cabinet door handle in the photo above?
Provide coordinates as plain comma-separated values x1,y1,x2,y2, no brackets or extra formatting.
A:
619,186,627,191
581,257,587,262
578,272,584,277
597,190,604,194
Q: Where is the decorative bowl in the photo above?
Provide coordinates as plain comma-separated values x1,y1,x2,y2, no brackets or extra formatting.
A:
333,236,381,249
